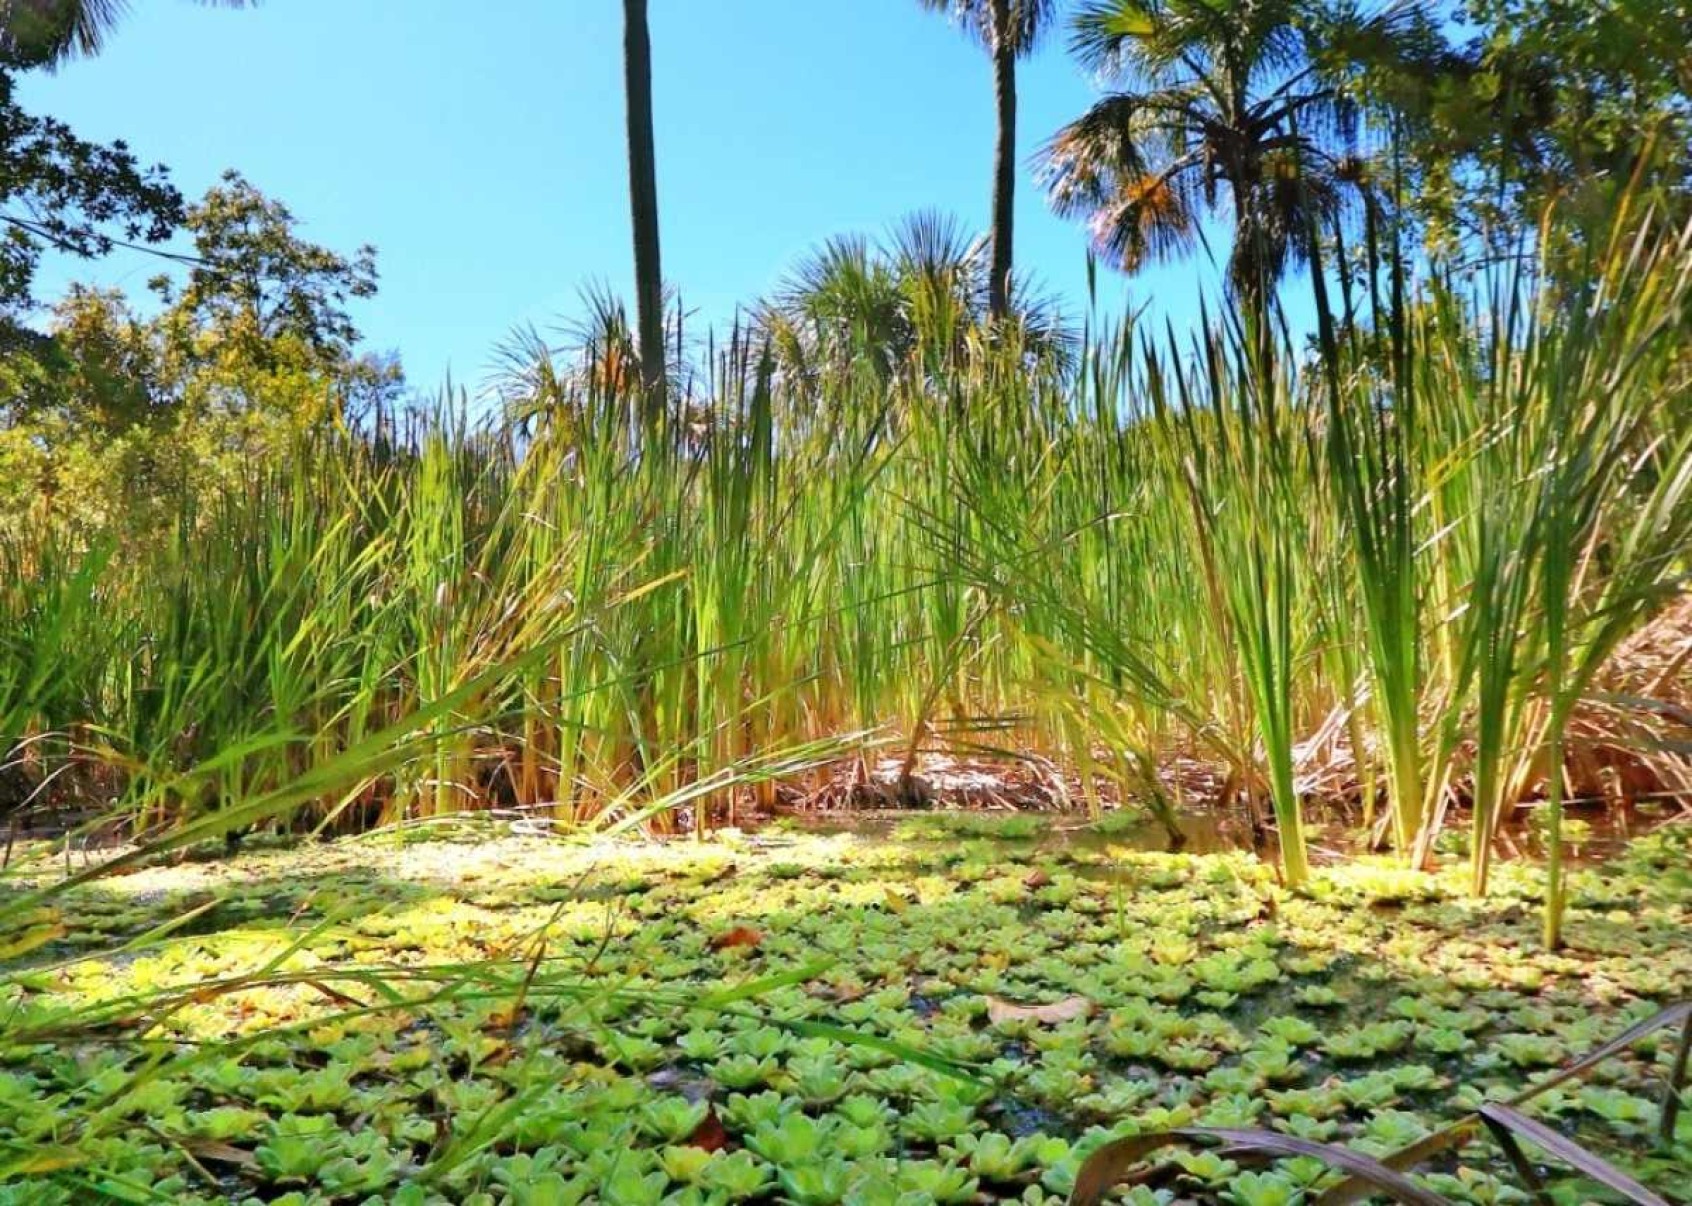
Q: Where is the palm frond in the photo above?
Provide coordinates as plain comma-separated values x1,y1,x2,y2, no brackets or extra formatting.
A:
1039,93,1164,218
918,0,1058,56
1089,166,1201,271
2,0,252,67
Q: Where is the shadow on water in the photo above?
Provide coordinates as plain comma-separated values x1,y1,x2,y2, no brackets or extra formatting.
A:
772,799,1662,870
776,808,1245,854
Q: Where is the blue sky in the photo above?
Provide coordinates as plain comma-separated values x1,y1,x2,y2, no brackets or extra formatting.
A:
19,0,1240,394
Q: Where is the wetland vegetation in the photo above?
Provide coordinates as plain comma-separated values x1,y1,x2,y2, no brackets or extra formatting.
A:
3,0,1691,1201
2,820,1689,1203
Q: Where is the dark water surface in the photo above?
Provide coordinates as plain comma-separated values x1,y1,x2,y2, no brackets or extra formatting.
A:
776,799,1668,868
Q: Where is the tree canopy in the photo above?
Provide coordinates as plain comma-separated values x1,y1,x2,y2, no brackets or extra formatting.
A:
0,68,181,330
1,173,397,531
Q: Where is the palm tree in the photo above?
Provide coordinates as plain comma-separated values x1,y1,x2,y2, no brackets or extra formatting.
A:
1039,0,1382,314
920,1,1056,323
759,211,1071,391
622,0,665,421
2,1,250,68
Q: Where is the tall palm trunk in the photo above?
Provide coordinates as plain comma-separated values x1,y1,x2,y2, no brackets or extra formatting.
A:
622,0,665,419
1231,203,1274,372
987,0,1016,322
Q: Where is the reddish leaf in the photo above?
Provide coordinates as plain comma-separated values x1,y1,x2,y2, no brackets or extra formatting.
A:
709,926,763,951
1023,868,1052,890
688,1106,729,1152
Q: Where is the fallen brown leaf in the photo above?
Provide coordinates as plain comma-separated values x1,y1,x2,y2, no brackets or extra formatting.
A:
985,994,1093,1025
813,978,867,1003
183,1140,257,1169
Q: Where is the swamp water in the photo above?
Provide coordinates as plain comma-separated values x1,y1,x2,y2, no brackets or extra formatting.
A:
1,819,1687,1203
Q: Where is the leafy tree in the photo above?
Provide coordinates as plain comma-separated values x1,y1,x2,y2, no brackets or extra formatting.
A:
0,68,181,330
1038,0,1393,312
919,0,1057,322
1351,0,1691,258
1,175,398,531
0,2,255,333
622,0,665,417
153,173,399,433
1,285,193,529
150,171,378,369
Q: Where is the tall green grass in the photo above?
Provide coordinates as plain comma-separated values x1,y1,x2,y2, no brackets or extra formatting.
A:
2,208,1687,916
